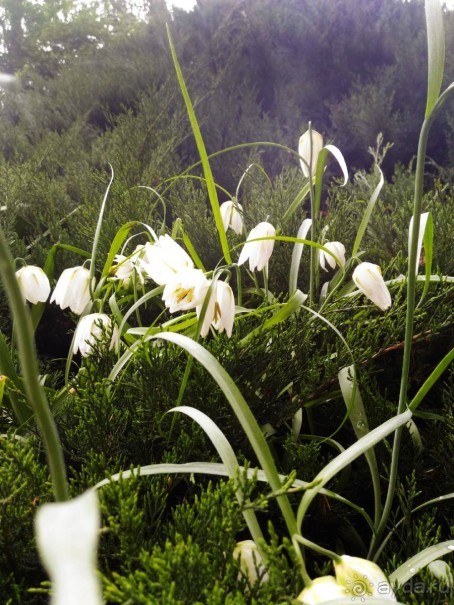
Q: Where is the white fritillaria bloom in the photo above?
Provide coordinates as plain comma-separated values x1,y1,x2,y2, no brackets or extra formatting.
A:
238,222,276,272
299,129,324,179
73,313,119,357
319,241,346,271
197,280,235,337
233,540,268,585
352,262,392,312
35,490,103,605
15,265,51,304
50,266,94,315
220,200,244,235
334,555,396,600
138,235,194,286
297,576,346,604
162,268,210,313
110,251,145,287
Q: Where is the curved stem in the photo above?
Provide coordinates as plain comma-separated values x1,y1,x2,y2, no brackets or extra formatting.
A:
370,113,433,556
0,226,69,501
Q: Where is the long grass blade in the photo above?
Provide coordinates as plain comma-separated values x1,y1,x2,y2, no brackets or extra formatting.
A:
425,0,445,117
168,406,264,548
390,540,454,587
167,26,231,264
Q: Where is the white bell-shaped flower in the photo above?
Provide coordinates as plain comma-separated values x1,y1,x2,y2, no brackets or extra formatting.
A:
352,262,392,311
73,313,119,357
233,540,268,585
238,222,276,272
110,251,145,287
35,490,103,605
50,266,94,315
197,280,235,337
319,241,346,271
15,265,51,304
299,129,324,179
138,235,194,286
220,200,244,235
297,576,346,604
162,268,210,313
334,555,396,601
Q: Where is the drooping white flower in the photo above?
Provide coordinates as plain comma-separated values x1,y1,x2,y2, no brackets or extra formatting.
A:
238,222,276,272
197,280,235,337
220,200,244,235
233,540,268,585
297,576,346,604
299,129,348,185
15,265,51,304
352,262,392,312
34,490,103,605
334,555,396,600
162,268,210,314
299,129,324,179
319,241,346,271
110,251,145,287
50,266,94,315
73,313,119,357
137,235,194,286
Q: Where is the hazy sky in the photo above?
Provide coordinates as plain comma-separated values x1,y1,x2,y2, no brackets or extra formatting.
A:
167,0,196,11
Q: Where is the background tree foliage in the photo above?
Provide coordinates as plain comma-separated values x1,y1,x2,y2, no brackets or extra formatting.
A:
0,0,453,177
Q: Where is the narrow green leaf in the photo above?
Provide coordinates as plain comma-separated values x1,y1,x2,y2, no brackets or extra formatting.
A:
409,347,454,412
94,461,373,529
100,221,142,281
289,218,312,297
281,181,311,224
169,406,264,547
90,166,114,287
390,540,454,587
296,410,412,531
338,366,382,525
313,147,329,216
150,331,298,538
421,212,434,303
263,289,307,329
167,26,231,264
425,0,445,117
352,166,384,257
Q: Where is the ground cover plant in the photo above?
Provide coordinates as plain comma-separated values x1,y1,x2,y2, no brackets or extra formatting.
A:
0,1,453,604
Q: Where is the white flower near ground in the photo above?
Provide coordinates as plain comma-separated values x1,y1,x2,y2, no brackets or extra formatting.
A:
34,490,103,605
319,241,346,271
334,555,396,601
233,540,269,585
238,222,276,271
299,129,324,179
352,262,392,311
220,200,244,235
50,266,94,315
297,576,346,604
162,268,210,313
197,280,235,337
73,313,119,357
137,235,194,286
15,265,51,304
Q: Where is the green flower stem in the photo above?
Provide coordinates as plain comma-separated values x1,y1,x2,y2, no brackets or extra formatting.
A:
370,85,454,557
0,225,69,502
293,534,341,565
308,127,317,306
